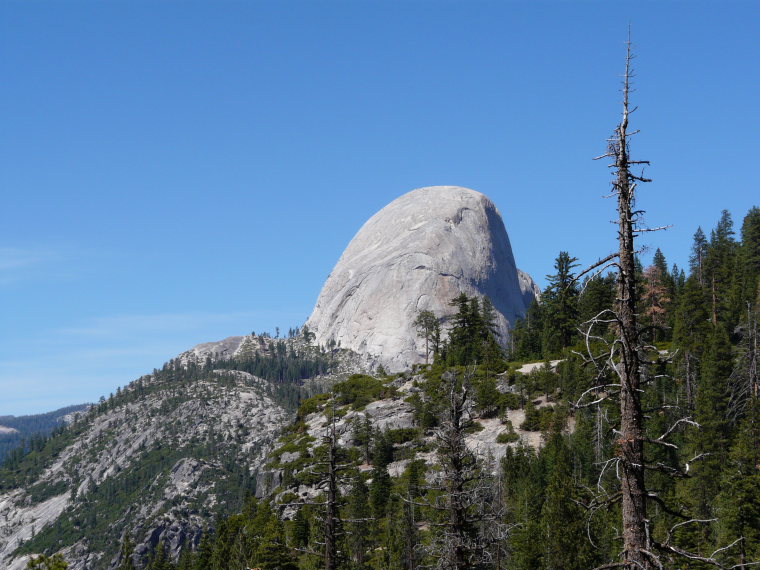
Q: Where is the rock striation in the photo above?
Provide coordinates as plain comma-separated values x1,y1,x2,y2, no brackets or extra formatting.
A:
306,186,538,372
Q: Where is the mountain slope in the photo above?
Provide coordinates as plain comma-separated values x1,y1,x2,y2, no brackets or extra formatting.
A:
0,335,361,570
0,405,90,466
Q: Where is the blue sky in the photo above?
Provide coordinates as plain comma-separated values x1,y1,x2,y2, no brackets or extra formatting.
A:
1,1,758,415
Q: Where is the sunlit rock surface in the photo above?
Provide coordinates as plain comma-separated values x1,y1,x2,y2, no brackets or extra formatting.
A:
306,186,538,371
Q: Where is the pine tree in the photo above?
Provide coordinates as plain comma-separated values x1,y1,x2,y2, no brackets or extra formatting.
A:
578,273,616,336
690,227,709,286
501,444,544,570
705,210,738,327
541,251,580,354
118,535,136,570
291,506,311,551
252,518,298,570
641,263,671,343
728,294,760,421
738,206,760,310
688,327,733,515
539,433,598,570
673,276,711,407
26,554,69,570
399,460,425,570
414,310,440,365
193,533,212,570
345,474,372,568
716,399,760,567
425,370,491,569
512,299,545,360
148,541,174,570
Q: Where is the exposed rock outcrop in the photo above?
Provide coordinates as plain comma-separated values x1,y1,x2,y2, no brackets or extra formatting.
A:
306,186,538,371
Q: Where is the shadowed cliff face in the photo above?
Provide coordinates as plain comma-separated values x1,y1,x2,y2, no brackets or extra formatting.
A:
306,186,538,372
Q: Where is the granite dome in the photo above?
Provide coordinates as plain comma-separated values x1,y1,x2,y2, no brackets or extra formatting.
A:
306,186,538,371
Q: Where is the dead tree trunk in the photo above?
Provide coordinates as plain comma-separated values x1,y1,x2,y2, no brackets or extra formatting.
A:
440,371,472,569
613,38,652,570
579,35,655,569
324,411,339,570
576,33,752,570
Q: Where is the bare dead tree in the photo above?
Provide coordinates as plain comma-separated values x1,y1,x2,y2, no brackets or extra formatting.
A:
592,36,652,568
287,397,351,569
575,34,755,570
431,370,479,569
323,408,340,570
411,369,512,569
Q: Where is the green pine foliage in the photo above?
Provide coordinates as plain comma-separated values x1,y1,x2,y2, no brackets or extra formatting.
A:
26,554,69,570
541,251,580,354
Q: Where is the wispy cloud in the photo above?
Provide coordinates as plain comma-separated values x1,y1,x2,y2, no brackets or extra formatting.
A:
0,246,57,281
57,311,263,337
0,247,48,270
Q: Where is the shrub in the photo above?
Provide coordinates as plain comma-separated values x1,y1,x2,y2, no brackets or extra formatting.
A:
496,431,519,444
296,393,330,421
334,374,395,410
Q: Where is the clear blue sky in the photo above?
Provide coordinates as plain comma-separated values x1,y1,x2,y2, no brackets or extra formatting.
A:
1,1,758,415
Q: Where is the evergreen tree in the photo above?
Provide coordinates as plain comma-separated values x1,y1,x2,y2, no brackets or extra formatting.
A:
345,474,372,568
641,263,671,343
501,444,544,569
118,535,136,570
192,533,212,570
446,294,480,365
716,399,760,567
148,541,174,570
684,327,733,519
577,273,615,336
705,210,738,327
426,371,487,569
444,294,504,367
673,276,711,407
512,299,545,360
738,206,760,309
252,518,298,570
541,251,580,354
291,506,311,551
690,226,709,285
414,310,441,365
399,460,424,570
176,550,193,570
728,293,760,422
652,247,669,277
27,555,69,570
539,434,598,570
369,464,392,519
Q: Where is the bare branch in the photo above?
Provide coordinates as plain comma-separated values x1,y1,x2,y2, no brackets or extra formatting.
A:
574,253,621,283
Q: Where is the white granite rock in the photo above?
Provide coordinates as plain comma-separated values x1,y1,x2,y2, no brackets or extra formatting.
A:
306,186,538,371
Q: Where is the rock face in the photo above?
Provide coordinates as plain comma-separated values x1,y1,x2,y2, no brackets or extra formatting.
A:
306,186,538,371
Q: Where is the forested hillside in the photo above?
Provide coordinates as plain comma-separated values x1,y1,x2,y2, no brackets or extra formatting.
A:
0,335,358,570
0,405,90,467
115,203,758,570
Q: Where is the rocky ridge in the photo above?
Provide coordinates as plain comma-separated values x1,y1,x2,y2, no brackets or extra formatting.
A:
0,334,363,570
264,361,570,517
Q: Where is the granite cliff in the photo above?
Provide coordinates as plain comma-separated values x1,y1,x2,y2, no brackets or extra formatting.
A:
306,186,538,371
